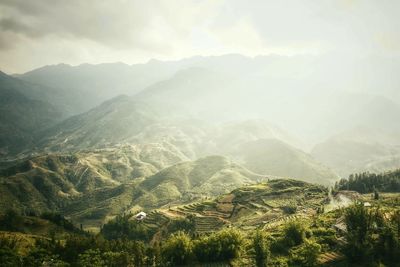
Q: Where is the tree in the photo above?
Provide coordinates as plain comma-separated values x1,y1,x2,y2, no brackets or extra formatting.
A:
100,214,151,241
24,247,69,267
0,210,23,231
283,221,306,247
102,251,131,267
374,188,380,200
193,228,244,263
162,231,193,266
0,247,21,267
0,236,22,267
290,239,321,267
344,203,374,263
253,230,270,267
77,249,105,267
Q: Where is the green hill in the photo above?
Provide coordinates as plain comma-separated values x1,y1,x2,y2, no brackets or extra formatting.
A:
0,144,188,228
38,96,160,152
134,155,265,208
0,153,264,229
166,178,328,232
0,71,63,156
31,93,336,185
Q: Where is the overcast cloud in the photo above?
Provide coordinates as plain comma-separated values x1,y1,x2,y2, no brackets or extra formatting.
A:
0,0,399,73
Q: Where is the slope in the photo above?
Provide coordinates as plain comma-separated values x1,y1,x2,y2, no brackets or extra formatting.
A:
231,139,338,185
0,71,62,156
38,96,160,152
0,152,264,229
133,155,266,208
164,179,328,233
312,127,400,177
0,144,188,225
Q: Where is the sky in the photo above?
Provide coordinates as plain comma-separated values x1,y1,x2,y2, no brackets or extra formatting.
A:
0,0,399,73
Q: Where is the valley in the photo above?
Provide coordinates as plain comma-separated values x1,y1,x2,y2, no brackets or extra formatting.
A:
0,54,400,266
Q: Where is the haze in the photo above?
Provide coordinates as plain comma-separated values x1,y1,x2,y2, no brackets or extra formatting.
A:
1,0,400,73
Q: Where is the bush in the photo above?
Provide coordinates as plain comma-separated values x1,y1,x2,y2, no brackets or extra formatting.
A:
282,205,297,214
290,239,321,267
344,203,374,263
283,221,306,247
0,247,21,267
24,247,69,267
162,231,193,266
193,228,243,263
0,210,23,232
167,215,195,234
100,214,152,241
344,204,400,265
77,249,105,267
253,230,270,267
40,212,76,232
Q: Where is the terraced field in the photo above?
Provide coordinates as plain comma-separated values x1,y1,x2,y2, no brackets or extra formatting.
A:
142,210,170,231
155,179,329,233
193,216,227,233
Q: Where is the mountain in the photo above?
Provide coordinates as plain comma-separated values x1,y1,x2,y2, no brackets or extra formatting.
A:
0,71,63,156
0,152,262,229
38,96,160,152
230,139,338,185
134,155,265,208
31,93,336,184
15,61,184,114
14,54,400,146
312,127,400,177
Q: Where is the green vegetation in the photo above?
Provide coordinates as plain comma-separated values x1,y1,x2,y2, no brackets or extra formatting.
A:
336,169,400,193
2,50,400,267
253,230,270,267
0,181,399,266
162,231,193,266
100,214,154,241
0,72,63,156
0,153,265,230
343,203,400,266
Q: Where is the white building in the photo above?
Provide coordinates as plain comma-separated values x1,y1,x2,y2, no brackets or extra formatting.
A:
135,211,147,220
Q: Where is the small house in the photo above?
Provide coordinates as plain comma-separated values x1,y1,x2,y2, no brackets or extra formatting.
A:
364,202,372,207
135,211,147,220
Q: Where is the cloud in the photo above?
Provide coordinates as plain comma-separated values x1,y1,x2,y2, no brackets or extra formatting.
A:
0,0,220,50
0,0,399,73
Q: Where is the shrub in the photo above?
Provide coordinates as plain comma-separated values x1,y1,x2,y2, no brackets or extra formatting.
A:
283,221,306,247
253,230,270,267
100,214,152,241
290,239,321,267
162,231,193,266
77,249,105,267
193,228,243,263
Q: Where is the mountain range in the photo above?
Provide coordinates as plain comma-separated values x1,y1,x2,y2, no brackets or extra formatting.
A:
1,54,400,228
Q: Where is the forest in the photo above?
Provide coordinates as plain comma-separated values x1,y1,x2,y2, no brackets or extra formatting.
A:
335,169,400,193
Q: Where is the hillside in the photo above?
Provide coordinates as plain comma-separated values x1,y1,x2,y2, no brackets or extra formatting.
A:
134,155,265,208
2,179,399,267
0,71,63,156
0,152,265,229
0,144,188,226
16,61,183,114
312,127,400,177
231,139,338,185
38,96,160,152
30,92,337,184
161,179,328,233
